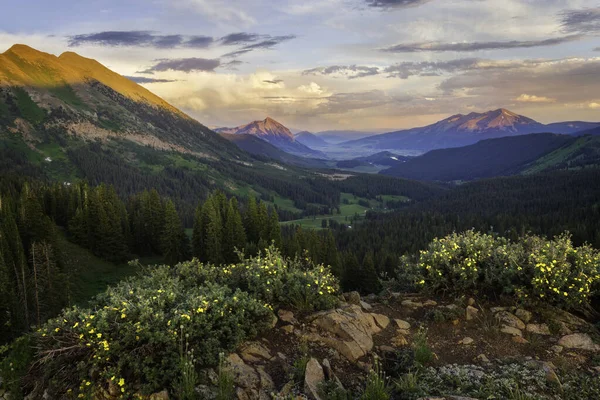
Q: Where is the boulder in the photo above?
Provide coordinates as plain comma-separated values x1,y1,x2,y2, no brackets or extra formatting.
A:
512,336,529,344
308,305,378,361
476,354,490,363
423,300,438,307
227,354,260,390
239,342,273,364
466,306,479,321
371,313,390,330
495,311,526,330
304,358,325,400
458,337,474,345
344,291,361,305
402,299,424,308
515,309,532,323
360,301,373,311
526,324,551,336
550,345,563,354
500,325,523,337
558,333,600,352
149,391,169,400
391,334,409,347
394,319,411,330
277,309,298,325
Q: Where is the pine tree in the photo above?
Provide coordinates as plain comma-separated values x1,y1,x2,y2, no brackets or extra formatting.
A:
244,196,259,245
162,200,189,265
192,199,204,259
361,252,381,294
223,198,246,263
268,208,282,249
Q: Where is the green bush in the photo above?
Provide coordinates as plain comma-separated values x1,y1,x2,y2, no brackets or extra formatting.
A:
4,247,340,398
406,231,600,311
177,246,340,312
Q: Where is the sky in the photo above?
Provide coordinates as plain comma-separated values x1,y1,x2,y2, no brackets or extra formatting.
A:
1,0,599,132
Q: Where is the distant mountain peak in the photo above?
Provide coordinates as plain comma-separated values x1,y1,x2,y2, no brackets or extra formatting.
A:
224,117,295,142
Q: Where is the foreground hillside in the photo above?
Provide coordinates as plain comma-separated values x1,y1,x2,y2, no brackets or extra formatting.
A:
1,231,598,399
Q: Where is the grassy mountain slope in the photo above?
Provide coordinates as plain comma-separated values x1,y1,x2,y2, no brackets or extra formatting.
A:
522,135,600,174
381,133,574,181
220,133,329,168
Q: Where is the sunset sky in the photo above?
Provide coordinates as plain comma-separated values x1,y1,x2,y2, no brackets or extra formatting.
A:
1,0,599,132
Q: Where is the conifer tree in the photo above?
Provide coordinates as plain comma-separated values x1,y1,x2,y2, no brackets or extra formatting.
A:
162,200,189,265
192,199,204,259
223,198,246,263
244,196,259,245
268,208,282,249
361,252,381,294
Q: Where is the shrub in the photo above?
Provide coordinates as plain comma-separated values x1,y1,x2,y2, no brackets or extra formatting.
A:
5,247,341,398
412,327,434,366
177,246,340,312
408,230,600,311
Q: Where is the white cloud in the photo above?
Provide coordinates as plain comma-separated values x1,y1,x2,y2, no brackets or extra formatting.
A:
515,93,556,103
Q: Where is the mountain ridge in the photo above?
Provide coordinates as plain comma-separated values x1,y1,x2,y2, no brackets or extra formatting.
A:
343,109,600,152
215,117,325,158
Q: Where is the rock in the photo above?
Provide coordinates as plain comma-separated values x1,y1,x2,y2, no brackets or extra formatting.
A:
344,291,361,305
550,309,588,330
402,299,424,308
558,333,600,351
195,385,217,400
227,354,260,390
423,300,438,307
321,358,333,380
394,319,411,330
308,305,377,361
476,354,490,363
515,309,532,323
466,298,475,306
278,309,298,325
391,334,409,347
257,366,274,392
466,306,479,321
108,380,120,396
149,391,169,400
304,358,325,400
526,323,551,336
281,325,294,334
512,336,529,344
360,300,373,311
459,337,474,345
495,311,526,330
592,366,600,375
240,342,273,364
490,307,508,313
379,345,396,353
371,313,390,330
500,325,523,337
550,345,563,354
526,361,561,386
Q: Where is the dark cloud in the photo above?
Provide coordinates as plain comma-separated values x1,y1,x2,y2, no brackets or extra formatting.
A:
140,58,221,74
263,79,284,84
381,35,582,53
561,7,600,34
184,35,215,48
222,35,296,58
303,65,380,79
124,76,178,84
365,0,432,9
595,47,600,51
221,60,244,70
319,90,400,114
68,31,214,48
220,32,264,45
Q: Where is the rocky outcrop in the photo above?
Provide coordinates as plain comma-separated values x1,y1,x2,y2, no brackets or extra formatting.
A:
558,333,600,352
306,304,383,361
304,358,325,400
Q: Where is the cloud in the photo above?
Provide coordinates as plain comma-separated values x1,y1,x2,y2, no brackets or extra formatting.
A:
220,32,263,45
381,35,582,52
68,31,214,48
263,79,284,84
124,76,178,84
221,60,244,70
318,90,401,114
439,57,600,107
589,102,600,109
515,94,556,103
561,7,600,34
140,58,221,74
364,0,432,9
595,47,600,51
222,35,296,58
303,65,381,79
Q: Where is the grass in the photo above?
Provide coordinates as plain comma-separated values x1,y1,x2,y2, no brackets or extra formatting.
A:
12,87,45,125
282,192,393,229
48,85,87,110
56,232,142,306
